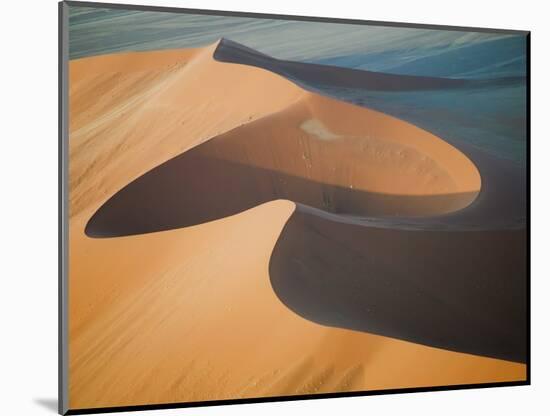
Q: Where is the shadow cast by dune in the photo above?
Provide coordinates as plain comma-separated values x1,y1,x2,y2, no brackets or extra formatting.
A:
214,38,525,95
214,38,469,91
85,152,478,238
269,206,526,363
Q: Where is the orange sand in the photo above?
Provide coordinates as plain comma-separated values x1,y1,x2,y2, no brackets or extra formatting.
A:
68,43,525,409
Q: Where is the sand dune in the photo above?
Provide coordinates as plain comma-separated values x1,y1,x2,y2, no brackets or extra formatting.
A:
68,41,526,410
83,40,523,363
86,89,480,237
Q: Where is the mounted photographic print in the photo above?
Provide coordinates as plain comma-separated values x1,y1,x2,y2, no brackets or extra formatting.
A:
59,1,530,414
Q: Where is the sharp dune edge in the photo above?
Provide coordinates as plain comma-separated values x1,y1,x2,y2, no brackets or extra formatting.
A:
69,41,525,409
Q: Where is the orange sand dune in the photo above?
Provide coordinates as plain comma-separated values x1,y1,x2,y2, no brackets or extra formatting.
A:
68,43,525,410
69,42,304,220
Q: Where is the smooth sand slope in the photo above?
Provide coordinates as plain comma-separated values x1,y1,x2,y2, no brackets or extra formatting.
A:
69,41,525,409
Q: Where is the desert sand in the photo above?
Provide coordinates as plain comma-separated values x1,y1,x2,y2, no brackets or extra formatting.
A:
68,41,525,410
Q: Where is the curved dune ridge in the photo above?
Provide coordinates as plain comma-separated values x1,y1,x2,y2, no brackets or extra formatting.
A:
68,39,526,409
85,78,481,237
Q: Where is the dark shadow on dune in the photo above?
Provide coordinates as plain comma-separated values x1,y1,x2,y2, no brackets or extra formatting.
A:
269,205,526,363
214,39,524,93
214,38,469,91
85,152,477,238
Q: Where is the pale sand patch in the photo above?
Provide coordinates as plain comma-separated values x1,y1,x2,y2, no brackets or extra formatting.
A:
300,118,341,141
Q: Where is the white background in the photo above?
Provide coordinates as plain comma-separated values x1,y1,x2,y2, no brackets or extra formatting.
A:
1,0,547,414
